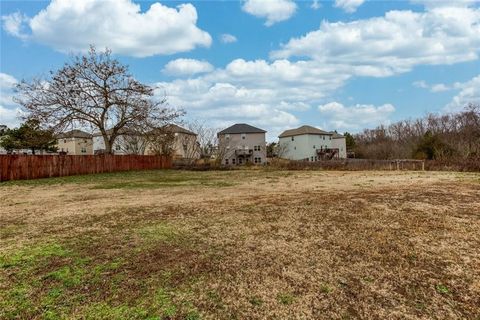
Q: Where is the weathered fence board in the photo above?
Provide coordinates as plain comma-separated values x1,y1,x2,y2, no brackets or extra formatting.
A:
0,155,171,182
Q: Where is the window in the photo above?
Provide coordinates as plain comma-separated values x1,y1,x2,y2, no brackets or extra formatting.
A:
315,156,317,161
254,157,262,164
239,158,243,164
323,136,325,140
232,158,236,164
183,144,187,152
294,146,296,150
63,139,66,143
311,156,314,162
254,145,261,151
313,145,316,149
115,145,121,151
329,136,332,140
225,134,230,140
81,147,87,153
241,133,246,140
291,136,294,141
225,159,229,165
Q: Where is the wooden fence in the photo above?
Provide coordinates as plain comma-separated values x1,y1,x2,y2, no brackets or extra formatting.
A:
268,158,426,171
0,155,171,182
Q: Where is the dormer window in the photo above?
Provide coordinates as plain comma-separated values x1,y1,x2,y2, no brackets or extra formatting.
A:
241,133,246,140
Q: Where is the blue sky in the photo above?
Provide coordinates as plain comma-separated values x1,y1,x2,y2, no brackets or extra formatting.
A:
1,0,479,139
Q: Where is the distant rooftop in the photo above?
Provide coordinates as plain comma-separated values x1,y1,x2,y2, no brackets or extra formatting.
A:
57,130,92,139
279,125,333,138
218,123,266,135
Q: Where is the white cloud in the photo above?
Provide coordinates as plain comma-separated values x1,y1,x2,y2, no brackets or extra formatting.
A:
1,12,29,40
311,0,321,10
445,75,480,111
0,73,22,128
220,33,238,44
318,102,395,131
413,80,452,92
272,6,480,76
2,0,212,57
163,59,214,76
242,0,297,26
334,0,365,13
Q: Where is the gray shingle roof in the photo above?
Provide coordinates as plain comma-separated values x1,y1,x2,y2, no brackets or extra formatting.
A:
279,125,333,138
57,130,92,139
218,123,266,135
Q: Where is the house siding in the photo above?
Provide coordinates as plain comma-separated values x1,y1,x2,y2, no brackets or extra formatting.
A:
219,132,266,165
279,134,333,161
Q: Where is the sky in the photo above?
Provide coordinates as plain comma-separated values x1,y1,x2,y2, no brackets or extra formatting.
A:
0,0,479,140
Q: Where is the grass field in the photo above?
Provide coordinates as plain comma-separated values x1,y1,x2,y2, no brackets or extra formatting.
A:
1,169,479,319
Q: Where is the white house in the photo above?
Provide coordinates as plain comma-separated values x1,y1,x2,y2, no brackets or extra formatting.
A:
278,125,346,161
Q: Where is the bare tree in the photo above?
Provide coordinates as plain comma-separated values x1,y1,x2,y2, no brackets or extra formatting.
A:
145,128,176,156
184,121,217,159
15,46,181,154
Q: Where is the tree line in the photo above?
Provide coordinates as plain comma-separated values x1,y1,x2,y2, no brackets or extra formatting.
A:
351,105,480,160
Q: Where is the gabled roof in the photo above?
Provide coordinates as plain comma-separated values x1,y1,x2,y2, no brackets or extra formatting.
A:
164,124,196,136
331,132,345,139
218,123,266,135
279,125,333,138
57,130,92,139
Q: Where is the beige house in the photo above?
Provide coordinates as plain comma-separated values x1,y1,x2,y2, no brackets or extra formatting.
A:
145,124,200,160
56,130,93,155
218,123,267,165
93,124,200,159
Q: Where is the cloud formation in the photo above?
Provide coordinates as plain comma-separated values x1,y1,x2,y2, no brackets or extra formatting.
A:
220,33,238,44
334,0,365,13
163,59,214,76
242,0,297,26
0,73,22,128
272,5,480,76
2,0,212,57
318,102,395,131
445,75,480,111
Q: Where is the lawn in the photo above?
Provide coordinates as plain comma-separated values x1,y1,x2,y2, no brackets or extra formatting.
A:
1,169,479,319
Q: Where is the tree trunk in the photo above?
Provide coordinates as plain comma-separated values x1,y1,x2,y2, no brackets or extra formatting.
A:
103,135,113,154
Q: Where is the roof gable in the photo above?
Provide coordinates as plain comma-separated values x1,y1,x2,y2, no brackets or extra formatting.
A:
279,125,333,138
218,123,266,135
57,130,92,139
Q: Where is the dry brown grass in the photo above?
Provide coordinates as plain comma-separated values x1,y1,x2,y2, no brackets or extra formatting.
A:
1,170,479,319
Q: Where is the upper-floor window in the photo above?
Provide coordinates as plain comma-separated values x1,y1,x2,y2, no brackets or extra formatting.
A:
64,139,66,143
81,147,87,153
323,136,325,140
241,133,246,140
254,145,261,151
313,145,316,149
329,136,332,140
291,136,294,141
225,134,230,140
115,145,121,151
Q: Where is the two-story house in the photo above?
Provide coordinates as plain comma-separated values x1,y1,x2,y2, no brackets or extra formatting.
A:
56,130,93,155
278,125,346,161
145,124,200,160
217,123,267,165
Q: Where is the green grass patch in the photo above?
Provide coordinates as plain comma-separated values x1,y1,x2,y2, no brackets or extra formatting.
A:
2,169,238,189
0,242,71,269
277,292,295,305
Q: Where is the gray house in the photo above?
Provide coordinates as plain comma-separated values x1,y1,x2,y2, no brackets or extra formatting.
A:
217,123,267,165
